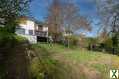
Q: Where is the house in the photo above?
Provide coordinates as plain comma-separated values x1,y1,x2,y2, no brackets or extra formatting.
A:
35,21,48,42
0,18,5,27
15,16,48,44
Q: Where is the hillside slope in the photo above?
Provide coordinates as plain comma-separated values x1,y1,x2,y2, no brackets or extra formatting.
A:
32,43,119,79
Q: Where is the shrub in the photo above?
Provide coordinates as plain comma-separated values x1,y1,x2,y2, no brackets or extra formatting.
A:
0,28,28,47
30,45,68,79
0,31,15,47
14,35,28,43
64,35,79,47
104,37,113,48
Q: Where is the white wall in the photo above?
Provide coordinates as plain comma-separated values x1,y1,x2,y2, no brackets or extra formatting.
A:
17,34,37,44
19,20,35,35
16,19,49,43
16,19,37,44
43,27,48,32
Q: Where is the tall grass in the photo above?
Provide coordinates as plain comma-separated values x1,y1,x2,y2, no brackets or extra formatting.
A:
31,43,71,79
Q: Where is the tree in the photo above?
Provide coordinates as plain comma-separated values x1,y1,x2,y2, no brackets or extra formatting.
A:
60,1,91,32
96,0,119,32
0,1,31,79
96,0,119,54
46,0,91,41
46,0,62,34
0,0,31,33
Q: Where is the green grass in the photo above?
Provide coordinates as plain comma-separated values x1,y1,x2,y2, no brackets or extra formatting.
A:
31,43,71,79
32,43,119,79
32,43,66,53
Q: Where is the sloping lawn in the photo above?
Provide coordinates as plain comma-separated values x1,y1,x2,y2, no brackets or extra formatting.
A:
32,43,119,79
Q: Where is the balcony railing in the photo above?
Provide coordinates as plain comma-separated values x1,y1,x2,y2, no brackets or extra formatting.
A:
35,31,48,37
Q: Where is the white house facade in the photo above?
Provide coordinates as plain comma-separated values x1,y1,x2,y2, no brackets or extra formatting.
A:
15,17,48,44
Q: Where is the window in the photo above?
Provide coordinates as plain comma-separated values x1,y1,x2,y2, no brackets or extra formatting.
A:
29,30,33,35
16,28,25,34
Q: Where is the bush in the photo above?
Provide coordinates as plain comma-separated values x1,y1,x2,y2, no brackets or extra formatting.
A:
0,31,15,47
103,37,119,54
103,38,113,48
64,35,79,47
0,28,28,47
14,35,28,43
30,45,68,79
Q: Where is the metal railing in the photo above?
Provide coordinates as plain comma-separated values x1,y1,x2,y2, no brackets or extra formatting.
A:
35,31,48,37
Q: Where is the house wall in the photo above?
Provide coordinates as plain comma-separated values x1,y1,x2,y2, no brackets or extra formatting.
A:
16,19,37,44
0,18,5,27
16,18,49,43
17,34,37,44
35,25,48,32
19,20,35,35
43,26,48,32
35,25,48,37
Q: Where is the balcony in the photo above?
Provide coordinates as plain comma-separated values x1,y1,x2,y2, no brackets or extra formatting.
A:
35,31,48,37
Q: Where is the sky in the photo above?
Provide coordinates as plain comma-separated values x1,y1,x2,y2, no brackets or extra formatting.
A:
29,0,101,37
